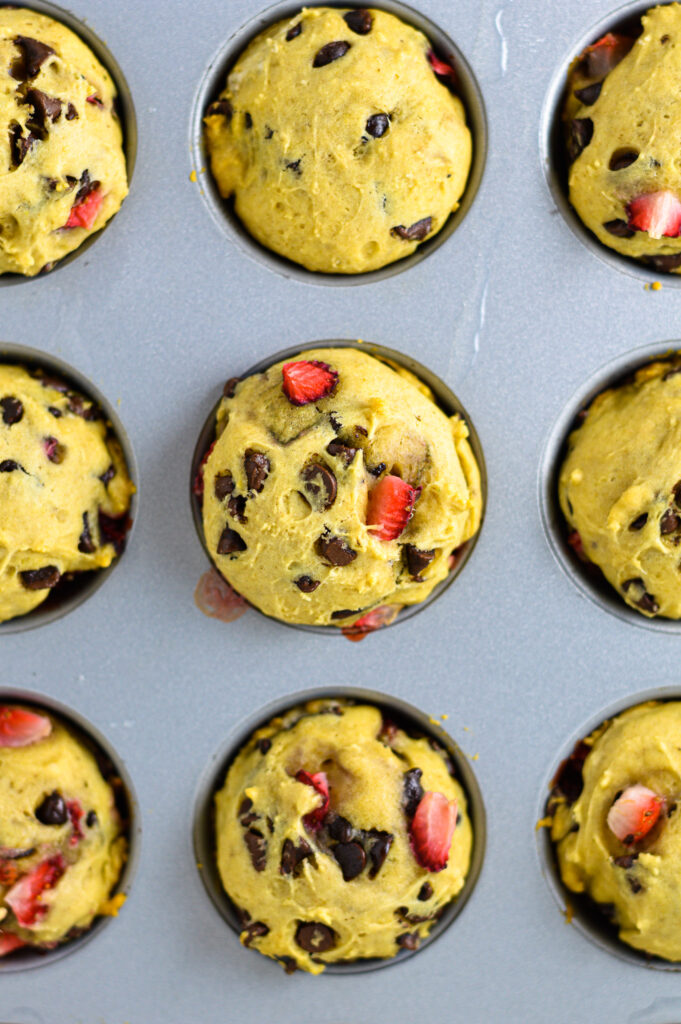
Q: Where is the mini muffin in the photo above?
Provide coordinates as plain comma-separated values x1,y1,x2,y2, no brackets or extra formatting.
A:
204,6,471,273
563,4,681,273
549,700,681,962
0,364,134,624
214,699,472,974
559,358,681,619
0,8,128,276
0,704,127,957
196,347,482,629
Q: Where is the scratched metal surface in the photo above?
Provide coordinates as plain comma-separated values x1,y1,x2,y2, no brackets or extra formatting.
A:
3,0,681,1021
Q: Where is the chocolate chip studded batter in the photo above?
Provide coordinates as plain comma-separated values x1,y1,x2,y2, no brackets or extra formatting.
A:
0,8,128,276
215,701,472,974
199,348,482,628
204,7,471,273
0,365,134,623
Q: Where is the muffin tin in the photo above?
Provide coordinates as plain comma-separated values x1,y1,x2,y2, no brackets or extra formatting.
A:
6,0,681,1020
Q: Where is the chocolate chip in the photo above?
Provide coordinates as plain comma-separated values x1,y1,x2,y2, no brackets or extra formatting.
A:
242,921,269,946
278,955,298,973
334,841,366,881
397,932,420,951
366,113,389,138
326,813,353,843
244,829,267,872
244,450,270,493
629,513,648,531
244,112,253,129
574,81,602,105
628,876,643,894
402,768,424,819
609,147,638,171
330,608,361,619
74,170,99,205
551,740,589,802
0,847,35,859
10,36,54,81
405,545,435,579
264,125,274,139
343,9,373,33
0,396,23,425
35,791,67,825
214,471,234,501
44,436,65,463
418,881,433,901
295,576,320,593
661,509,680,534
566,118,593,162
0,460,21,473
98,511,129,556
368,831,393,878
99,465,115,486
238,797,253,819
65,103,78,121
603,219,635,238
78,512,96,554
316,533,356,566
313,41,351,67
86,810,98,827
223,377,239,398
217,527,246,554
622,577,659,614
613,854,638,869
326,439,357,465
280,837,313,876
20,565,60,590
206,99,233,121
295,922,336,953
285,158,302,175
643,253,681,272
23,88,61,125
354,425,368,438
286,21,302,40
302,462,337,510
391,217,432,242
228,494,247,523
9,122,37,167
257,737,271,754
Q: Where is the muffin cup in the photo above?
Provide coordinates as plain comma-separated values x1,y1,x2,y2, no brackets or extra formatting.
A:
0,342,138,635
192,684,486,974
190,338,486,636
540,0,681,286
190,0,487,286
539,340,681,634
0,688,141,973
0,0,137,286
537,685,681,971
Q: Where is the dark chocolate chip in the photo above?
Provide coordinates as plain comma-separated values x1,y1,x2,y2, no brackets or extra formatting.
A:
313,41,351,67
405,545,435,579
286,21,302,40
264,125,274,139
223,377,240,398
603,219,635,238
206,99,233,121
75,169,99,205
418,881,433,901
244,450,270,493
280,837,313,876
228,494,248,523
100,464,115,486
326,439,357,465
65,103,78,121
354,425,368,437
343,9,373,34
574,81,602,105
214,471,235,501
368,831,393,878
242,921,269,946
0,460,21,473
295,922,336,953
9,122,37,167
10,35,54,81
244,112,253,129
613,854,638,869
366,113,389,138
330,608,361,619
629,513,648,531
78,511,96,554
0,846,35,859
35,790,67,825
295,576,320,593
285,158,302,175
367,462,386,478
316,533,357,566
391,217,432,242
86,810,98,828
551,740,589,802
674,481,681,509
637,592,659,614
334,841,366,881
661,509,680,534
402,768,424,819
238,797,253,819
627,876,643,894
19,565,60,590
0,396,23,425
302,462,337,510
397,932,420,950
609,147,638,171
566,118,593,162
23,88,61,125
256,737,272,754
217,526,246,554
643,253,681,272
98,511,130,556
244,828,267,872
326,813,353,843
278,955,298,973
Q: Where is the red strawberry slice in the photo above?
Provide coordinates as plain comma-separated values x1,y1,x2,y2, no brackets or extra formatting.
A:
192,440,216,499
627,191,681,240
194,568,248,623
295,770,329,830
366,475,421,541
427,50,457,82
342,604,401,642
0,706,51,748
5,854,66,928
567,529,587,562
86,93,104,107
282,360,338,406
607,784,664,844
67,800,84,847
0,931,25,957
409,791,458,872
581,33,634,79
64,187,103,230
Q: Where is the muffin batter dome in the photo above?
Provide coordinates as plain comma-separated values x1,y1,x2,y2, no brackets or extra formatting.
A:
204,7,471,273
215,700,472,973
0,8,128,276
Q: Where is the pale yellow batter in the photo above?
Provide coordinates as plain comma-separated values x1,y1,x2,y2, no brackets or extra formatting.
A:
0,365,134,623
201,347,482,627
0,8,128,276
204,7,471,273
215,700,472,973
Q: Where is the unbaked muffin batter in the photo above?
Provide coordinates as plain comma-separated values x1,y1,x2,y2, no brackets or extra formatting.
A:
204,7,471,273
0,8,128,276
215,700,472,973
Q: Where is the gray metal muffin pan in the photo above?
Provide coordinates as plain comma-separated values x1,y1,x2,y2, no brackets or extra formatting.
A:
5,0,681,1019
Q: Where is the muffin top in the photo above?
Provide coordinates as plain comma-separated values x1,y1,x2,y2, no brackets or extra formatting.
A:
0,7,128,276
204,7,471,273
199,347,482,627
215,700,472,973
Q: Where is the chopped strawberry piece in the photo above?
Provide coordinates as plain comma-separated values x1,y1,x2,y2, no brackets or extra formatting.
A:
366,475,421,541
295,770,329,830
282,360,338,406
67,800,84,847
627,191,681,240
409,791,458,872
64,187,104,230
342,604,401,642
0,706,51,748
581,33,634,78
607,784,664,844
5,854,66,928
86,94,104,107
427,50,457,82
0,931,25,956
194,568,248,623
192,440,216,499
566,529,587,561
